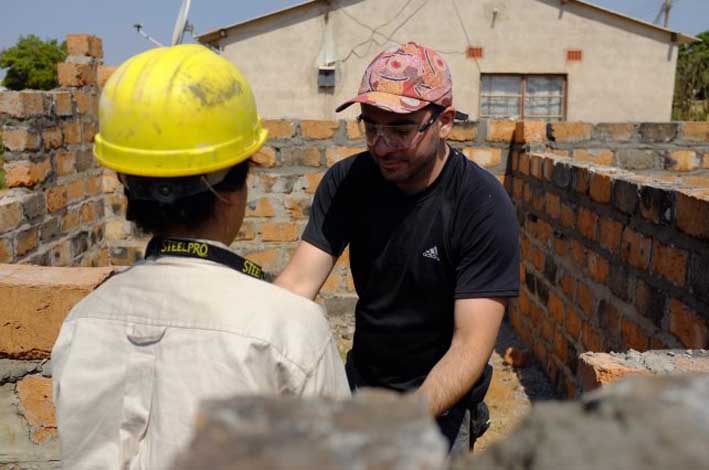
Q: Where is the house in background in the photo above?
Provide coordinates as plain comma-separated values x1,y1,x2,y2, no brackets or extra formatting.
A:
196,0,697,122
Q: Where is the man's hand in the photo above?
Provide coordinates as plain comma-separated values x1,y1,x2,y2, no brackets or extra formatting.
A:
417,298,505,417
274,241,338,300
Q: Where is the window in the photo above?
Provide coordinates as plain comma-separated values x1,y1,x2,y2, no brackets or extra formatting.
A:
480,74,566,121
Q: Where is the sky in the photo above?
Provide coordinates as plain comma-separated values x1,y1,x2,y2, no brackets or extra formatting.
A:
1,0,707,80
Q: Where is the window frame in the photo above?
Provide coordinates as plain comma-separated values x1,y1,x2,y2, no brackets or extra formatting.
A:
480,73,568,121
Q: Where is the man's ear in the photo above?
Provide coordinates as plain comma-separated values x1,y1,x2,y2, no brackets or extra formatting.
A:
438,106,455,139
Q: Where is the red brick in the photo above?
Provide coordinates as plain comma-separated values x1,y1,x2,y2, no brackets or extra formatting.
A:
523,182,533,205
541,318,555,343
301,120,338,140
531,246,545,272
518,153,530,175
82,120,97,144
572,167,591,195
514,121,546,144
0,91,45,118
589,173,612,203
570,239,586,270
566,307,582,339
550,122,592,142
15,227,38,257
346,121,362,140
587,252,610,284
4,159,51,188
17,375,57,444
512,177,524,200
52,91,73,116
599,217,623,254
263,120,295,139
594,123,635,141
676,193,709,239
252,146,277,167
560,202,576,229
2,127,40,151
62,120,82,145
55,151,76,177
304,172,324,194
463,148,502,168
79,201,98,225
668,298,708,349
574,149,614,166
582,323,604,352
60,209,80,233
553,329,569,363
66,179,85,202
553,237,568,257
282,146,321,167
537,220,553,242
533,340,547,365
261,222,300,241
448,123,477,142
97,65,117,88
321,271,343,294
577,282,595,316
548,293,565,324
519,289,530,316
487,120,517,142
621,319,650,351
284,195,311,219
667,150,699,171
651,242,688,287
680,121,709,141
520,235,530,259
621,228,652,270
66,34,102,57
543,158,554,180
235,221,255,241
47,186,68,213
86,175,102,196
577,352,648,392
577,207,598,241
529,155,543,179
326,146,365,167
561,273,576,297
42,127,63,149
73,90,90,114
0,238,12,262
246,198,275,217
57,62,97,87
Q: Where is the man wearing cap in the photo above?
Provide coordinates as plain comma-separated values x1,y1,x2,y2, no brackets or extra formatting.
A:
276,42,519,454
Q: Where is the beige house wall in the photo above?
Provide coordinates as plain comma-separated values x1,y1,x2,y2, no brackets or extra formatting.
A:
214,0,679,122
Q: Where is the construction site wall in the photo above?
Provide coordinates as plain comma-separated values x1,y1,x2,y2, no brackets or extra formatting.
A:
507,120,709,397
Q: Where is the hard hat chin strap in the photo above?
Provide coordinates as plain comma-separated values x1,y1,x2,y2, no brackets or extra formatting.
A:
119,169,231,205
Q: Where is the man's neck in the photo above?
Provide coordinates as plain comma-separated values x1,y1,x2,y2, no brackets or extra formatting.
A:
397,144,450,195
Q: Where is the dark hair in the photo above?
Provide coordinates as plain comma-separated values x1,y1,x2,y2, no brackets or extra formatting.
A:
125,161,250,234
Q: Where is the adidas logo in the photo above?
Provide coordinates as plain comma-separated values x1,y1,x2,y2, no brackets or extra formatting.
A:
422,246,440,261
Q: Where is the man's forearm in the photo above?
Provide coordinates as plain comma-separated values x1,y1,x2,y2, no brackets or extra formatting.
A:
417,338,490,417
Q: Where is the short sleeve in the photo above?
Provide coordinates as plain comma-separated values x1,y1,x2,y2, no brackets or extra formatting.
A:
454,180,520,299
301,162,355,257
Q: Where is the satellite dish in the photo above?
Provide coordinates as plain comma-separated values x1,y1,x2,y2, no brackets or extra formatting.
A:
171,0,193,46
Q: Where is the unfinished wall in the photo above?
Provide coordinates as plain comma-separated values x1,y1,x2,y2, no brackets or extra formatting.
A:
507,121,709,397
0,34,116,268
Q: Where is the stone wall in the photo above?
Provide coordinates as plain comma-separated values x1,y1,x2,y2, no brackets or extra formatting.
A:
0,34,116,268
507,121,709,397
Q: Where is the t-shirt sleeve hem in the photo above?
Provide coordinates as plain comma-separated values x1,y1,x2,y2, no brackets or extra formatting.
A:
454,289,519,300
301,234,341,257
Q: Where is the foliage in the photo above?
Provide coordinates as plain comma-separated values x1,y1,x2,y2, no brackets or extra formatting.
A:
673,31,709,121
0,35,67,90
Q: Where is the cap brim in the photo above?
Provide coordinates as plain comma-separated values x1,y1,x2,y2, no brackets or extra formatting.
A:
335,91,429,114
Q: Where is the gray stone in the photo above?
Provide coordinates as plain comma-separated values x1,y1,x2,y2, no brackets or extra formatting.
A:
612,180,639,215
616,149,659,170
0,384,59,465
75,150,95,173
638,123,678,143
39,218,60,243
19,193,46,221
173,390,447,470
460,375,709,470
551,163,572,189
0,360,42,384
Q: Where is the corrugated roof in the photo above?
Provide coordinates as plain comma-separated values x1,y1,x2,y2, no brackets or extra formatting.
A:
196,0,699,45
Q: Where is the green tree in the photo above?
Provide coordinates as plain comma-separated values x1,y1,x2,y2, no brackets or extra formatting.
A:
0,35,67,90
673,31,709,121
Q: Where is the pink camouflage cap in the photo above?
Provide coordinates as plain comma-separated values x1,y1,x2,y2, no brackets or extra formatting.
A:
336,42,453,114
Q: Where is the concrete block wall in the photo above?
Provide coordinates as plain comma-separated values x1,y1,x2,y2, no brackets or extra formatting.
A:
507,121,709,397
0,34,117,268
0,264,116,468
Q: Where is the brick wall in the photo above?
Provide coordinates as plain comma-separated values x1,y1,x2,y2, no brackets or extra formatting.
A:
0,34,117,268
507,121,709,398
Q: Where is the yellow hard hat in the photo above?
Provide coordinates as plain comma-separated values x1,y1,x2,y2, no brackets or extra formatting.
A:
94,44,267,177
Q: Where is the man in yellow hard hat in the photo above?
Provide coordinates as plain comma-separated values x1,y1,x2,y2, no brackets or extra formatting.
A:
51,45,350,470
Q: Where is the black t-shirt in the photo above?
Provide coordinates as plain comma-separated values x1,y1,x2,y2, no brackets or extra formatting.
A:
303,147,519,391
